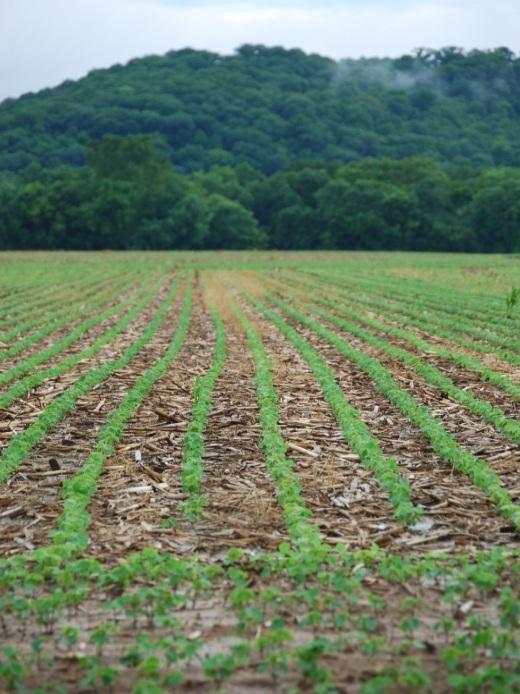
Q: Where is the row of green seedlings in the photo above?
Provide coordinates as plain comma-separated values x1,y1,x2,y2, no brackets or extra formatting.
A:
290,266,520,356
179,308,227,522
300,265,520,333
278,271,520,403
293,269,520,366
0,275,63,311
0,274,152,390
304,269,516,338
0,274,116,341
289,293,520,447
0,545,518,693
233,301,326,555
295,281,520,403
0,265,119,322
0,267,136,337
0,276,166,410
371,270,520,327
0,275,182,485
0,272,138,359
50,280,193,555
0,272,143,370
282,269,520,376
269,295,520,531
0,269,135,326
0,271,142,364
241,293,423,527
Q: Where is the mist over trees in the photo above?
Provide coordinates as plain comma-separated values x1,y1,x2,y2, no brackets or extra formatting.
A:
0,45,519,251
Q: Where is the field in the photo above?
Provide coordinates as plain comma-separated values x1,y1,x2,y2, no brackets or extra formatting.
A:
0,250,519,693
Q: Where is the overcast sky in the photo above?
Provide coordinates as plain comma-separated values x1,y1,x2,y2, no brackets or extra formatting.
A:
0,0,519,101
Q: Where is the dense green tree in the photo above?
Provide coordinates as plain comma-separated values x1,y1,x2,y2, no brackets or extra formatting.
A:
82,178,138,250
85,134,170,187
191,165,260,208
133,187,209,249
205,194,267,249
273,204,318,249
467,170,520,252
316,179,418,249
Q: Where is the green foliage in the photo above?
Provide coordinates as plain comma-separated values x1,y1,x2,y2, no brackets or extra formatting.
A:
86,135,170,187
0,45,520,250
205,194,267,249
506,287,520,318
0,152,519,251
468,170,520,253
1,46,520,174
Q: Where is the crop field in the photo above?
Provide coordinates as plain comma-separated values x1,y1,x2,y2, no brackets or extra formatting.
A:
0,250,519,693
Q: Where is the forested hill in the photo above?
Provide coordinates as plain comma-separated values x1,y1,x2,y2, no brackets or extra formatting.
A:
1,45,520,173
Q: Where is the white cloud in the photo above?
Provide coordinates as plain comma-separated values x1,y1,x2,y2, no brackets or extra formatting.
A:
0,0,518,101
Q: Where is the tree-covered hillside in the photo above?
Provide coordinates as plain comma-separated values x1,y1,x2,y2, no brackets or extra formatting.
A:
1,45,520,173
1,46,519,252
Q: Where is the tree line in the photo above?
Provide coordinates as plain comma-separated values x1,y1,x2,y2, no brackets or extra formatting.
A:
0,135,518,252
1,46,519,174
